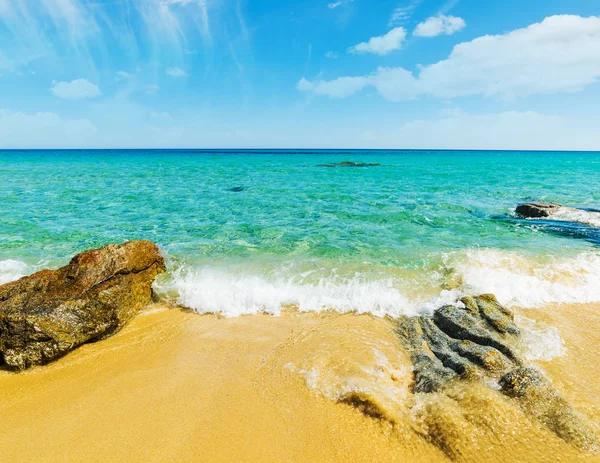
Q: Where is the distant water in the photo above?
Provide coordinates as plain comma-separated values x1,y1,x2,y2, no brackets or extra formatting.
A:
1,149,600,316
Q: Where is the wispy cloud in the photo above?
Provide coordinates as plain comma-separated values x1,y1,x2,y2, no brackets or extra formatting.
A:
328,0,353,9
389,0,423,26
0,0,217,78
50,78,101,99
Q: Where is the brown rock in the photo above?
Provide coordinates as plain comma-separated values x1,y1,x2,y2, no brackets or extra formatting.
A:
0,240,166,370
515,202,562,218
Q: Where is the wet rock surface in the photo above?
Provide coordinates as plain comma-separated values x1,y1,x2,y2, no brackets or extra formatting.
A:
516,202,563,218
397,294,599,451
0,240,166,370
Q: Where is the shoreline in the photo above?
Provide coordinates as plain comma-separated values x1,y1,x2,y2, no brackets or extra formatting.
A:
1,302,598,462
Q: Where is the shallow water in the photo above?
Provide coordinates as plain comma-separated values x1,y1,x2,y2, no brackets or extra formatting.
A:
1,149,599,315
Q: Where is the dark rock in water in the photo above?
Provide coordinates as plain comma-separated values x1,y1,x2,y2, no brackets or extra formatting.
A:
228,186,246,192
0,240,166,370
397,294,521,385
396,294,599,450
396,317,458,393
500,368,599,450
318,161,381,168
516,202,562,218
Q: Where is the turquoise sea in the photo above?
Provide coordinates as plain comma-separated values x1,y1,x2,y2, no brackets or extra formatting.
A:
1,150,599,316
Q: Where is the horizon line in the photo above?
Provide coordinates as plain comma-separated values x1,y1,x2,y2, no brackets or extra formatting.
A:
1,148,600,153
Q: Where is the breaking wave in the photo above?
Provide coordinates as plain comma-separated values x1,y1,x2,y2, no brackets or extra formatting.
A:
154,248,600,317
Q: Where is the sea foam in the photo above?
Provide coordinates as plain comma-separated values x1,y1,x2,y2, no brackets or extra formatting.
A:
454,249,600,308
544,206,600,228
157,267,423,318
155,248,600,318
0,259,28,285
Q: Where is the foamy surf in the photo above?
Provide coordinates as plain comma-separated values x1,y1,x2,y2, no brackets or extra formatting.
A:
0,260,28,285
453,249,600,308
153,248,600,317
155,266,431,318
540,206,600,228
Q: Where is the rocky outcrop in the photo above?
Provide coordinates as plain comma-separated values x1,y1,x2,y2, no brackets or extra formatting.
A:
318,161,381,168
516,202,562,218
397,294,598,451
0,241,165,370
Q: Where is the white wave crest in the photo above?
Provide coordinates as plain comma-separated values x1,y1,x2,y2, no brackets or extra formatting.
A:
156,248,600,318
0,259,28,285
156,267,425,318
452,249,600,308
539,206,600,228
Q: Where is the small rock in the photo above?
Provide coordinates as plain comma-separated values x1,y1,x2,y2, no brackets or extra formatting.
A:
516,202,562,218
318,161,381,168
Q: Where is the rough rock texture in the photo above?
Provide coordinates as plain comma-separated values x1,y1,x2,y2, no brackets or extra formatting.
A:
0,240,165,370
397,294,599,451
516,202,562,218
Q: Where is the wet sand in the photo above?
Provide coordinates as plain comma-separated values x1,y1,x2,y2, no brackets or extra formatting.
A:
0,304,598,462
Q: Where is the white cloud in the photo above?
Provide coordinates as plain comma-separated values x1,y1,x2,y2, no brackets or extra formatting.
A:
414,14,466,37
301,15,600,101
325,51,339,59
145,84,160,94
50,78,101,100
166,66,188,77
0,109,97,147
348,27,407,55
116,70,132,78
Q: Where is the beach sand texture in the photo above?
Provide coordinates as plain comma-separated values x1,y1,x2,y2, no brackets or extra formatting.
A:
1,303,598,462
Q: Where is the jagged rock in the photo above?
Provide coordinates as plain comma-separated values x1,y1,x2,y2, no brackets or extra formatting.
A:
396,317,457,393
396,294,599,451
433,304,520,363
516,202,562,218
0,240,166,370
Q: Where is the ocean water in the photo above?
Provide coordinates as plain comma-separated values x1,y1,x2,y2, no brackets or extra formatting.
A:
1,149,599,316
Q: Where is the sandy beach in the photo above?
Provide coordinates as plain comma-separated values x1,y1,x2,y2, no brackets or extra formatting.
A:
1,303,598,462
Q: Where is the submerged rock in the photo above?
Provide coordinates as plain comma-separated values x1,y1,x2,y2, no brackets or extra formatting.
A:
516,202,562,218
228,186,246,192
396,294,599,451
318,161,381,168
0,240,166,370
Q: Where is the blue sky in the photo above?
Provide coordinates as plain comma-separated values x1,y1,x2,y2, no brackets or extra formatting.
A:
0,0,599,149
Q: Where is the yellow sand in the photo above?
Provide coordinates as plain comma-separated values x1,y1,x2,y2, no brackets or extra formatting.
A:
0,304,599,462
